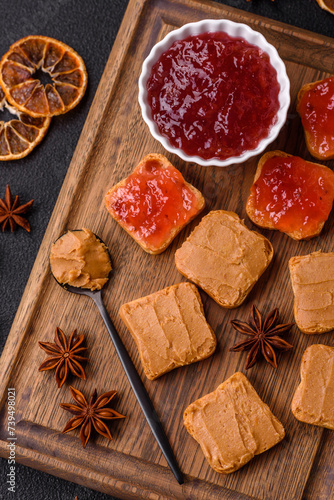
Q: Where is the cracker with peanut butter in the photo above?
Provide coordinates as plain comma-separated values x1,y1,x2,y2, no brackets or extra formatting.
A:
119,282,216,380
175,211,273,308
289,251,334,334
291,344,334,429
184,372,285,474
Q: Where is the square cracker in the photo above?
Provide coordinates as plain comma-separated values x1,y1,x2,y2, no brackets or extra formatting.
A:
291,344,334,429
184,372,285,474
104,154,204,254
246,150,334,240
119,282,216,380
175,210,273,308
289,251,334,333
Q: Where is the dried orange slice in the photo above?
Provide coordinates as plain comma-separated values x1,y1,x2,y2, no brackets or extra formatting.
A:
0,36,87,118
0,87,50,160
316,0,334,13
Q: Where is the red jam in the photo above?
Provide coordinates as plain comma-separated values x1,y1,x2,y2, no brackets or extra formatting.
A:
147,32,280,161
247,155,334,238
105,158,202,250
298,77,334,159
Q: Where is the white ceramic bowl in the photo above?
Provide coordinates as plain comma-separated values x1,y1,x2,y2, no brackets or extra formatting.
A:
138,19,290,167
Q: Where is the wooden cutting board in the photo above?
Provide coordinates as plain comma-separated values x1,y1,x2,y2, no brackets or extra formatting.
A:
1,0,333,498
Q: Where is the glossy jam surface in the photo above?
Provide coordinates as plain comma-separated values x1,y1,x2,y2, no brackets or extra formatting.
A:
299,77,334,158
248,155,334,238
147,32,280,161
105,159,201,250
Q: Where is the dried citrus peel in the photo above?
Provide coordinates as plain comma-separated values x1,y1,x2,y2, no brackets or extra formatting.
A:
0,87,50,160
0,36,87,118
316,0,334,13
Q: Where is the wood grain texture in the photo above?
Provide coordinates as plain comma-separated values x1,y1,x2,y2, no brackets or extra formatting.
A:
1,0,334,498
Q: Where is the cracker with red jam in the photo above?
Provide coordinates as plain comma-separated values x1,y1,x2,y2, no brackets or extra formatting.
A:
297,77,334,160
104,154,204,254
246,150,334,240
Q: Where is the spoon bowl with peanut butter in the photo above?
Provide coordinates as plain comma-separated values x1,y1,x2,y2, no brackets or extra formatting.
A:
50,228,183,485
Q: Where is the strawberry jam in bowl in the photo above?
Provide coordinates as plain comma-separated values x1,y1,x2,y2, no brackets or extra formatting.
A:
138,19,290,167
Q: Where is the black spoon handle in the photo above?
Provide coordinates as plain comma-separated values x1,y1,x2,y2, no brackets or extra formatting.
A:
92,292,184,485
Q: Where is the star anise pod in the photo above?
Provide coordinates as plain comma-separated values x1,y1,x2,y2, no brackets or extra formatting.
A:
0,184,34,232
60,386,126,448
229,305,294,369
38,327,88,388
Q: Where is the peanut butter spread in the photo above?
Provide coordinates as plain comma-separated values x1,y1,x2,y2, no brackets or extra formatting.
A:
119,282,216,380
291,344,334,429
50,228,111,291
184,372,285,474
175,211,273,308
289,251,334,333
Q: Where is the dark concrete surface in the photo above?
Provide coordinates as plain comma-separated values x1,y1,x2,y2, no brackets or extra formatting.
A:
0,0,332,498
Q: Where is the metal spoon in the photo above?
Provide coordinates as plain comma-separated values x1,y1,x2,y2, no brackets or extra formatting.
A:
50,232,184,485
